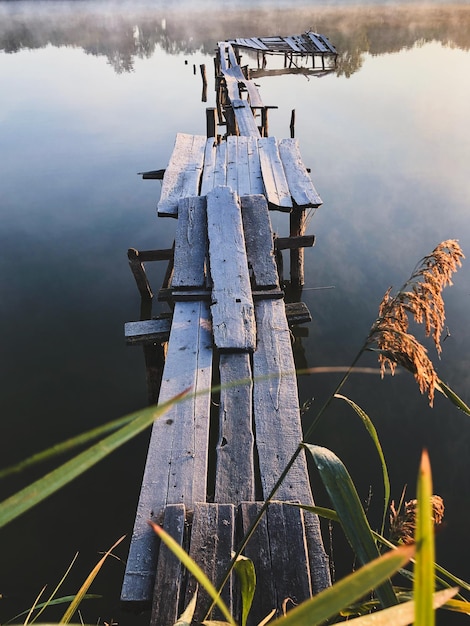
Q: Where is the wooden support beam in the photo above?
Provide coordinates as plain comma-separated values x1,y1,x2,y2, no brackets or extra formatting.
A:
275,234,315,250
124,316,172,345
128,248,153,301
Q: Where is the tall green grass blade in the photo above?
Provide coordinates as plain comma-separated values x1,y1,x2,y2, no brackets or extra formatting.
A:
61,535,125,623
334,394,390,534
149,521,237,626
272,544,414,626
234,555,256,626
341,587,458,625
0,392,189,529
6,597,100,625
303,444,397,608
436,379,470,415
0,415,137,481
30,553,79,623
414,450,435,626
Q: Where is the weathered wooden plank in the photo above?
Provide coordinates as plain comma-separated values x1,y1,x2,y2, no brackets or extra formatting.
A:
316,33,337,54
305,31,328,53
240,195,279,289
226,135,239,192
121,300,213,608
232,99,261,137
172,196,208,289
278,138,323,208
275,234,315,250
240,501,312,624
200,137,217,197
150,504,186,626
157,133,206,217
246,136,264,194
215,353,255,503
284,36,303,53
125,318,171,345
258,137,292,211
285,301,312,326
252,298,310,502
186,503,236,622
214,139,227,187
251,37,269,51
252,298,330,593
206,186,256,351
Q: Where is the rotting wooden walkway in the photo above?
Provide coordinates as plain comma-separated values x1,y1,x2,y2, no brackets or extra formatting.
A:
122,37,333,625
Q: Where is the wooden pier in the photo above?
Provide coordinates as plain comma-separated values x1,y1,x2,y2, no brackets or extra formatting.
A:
122,35,335,625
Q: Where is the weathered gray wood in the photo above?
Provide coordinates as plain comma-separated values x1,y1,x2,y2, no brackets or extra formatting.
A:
240,195,279,289
186,503,236,623
275,234,315,250
128,248,153,300
206,187,255,351
305,31,328,53
172,196,208,289
240,501,312,624
258,137,292,211
215,353,255,503
284,36,304,53
125,318,171,345
172,289,211,302
150,504,186,626
285,302,312,326
278,138,322,208
232,99,261,137
121,300,213,607
252,299,311,502
200,137,218,197
252,298,330,593
157,133,206,217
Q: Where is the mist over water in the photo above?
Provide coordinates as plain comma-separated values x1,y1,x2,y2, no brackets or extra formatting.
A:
1,2,470,624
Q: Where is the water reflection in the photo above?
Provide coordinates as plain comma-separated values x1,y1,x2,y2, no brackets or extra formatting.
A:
1,2,470,74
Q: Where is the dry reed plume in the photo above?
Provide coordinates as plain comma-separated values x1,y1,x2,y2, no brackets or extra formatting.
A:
389,495,445,544
367,240,464,406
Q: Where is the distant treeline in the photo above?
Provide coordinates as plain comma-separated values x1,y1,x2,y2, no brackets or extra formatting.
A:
1,3,469,75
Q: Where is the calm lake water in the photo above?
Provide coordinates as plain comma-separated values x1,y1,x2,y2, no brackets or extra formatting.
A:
1,1,470,624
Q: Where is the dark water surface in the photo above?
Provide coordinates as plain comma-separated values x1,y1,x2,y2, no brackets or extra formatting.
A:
1,2,470,624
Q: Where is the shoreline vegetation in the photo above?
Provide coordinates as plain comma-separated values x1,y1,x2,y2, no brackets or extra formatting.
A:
1,3,470,74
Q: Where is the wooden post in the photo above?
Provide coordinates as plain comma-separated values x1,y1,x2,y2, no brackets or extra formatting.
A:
200,63,208,102
206,107,217,138
290,209,307,286
290,109,296,138
128,248,153,301
261,107,268,137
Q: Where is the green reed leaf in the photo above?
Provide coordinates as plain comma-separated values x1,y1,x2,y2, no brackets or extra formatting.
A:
272,544,414,625
234,555,256,626
414,450,435,626
436,379,470,416
0,391,189,529
341,587,458,625
334,394,390,534
149,522,236,626
303,444,397,608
